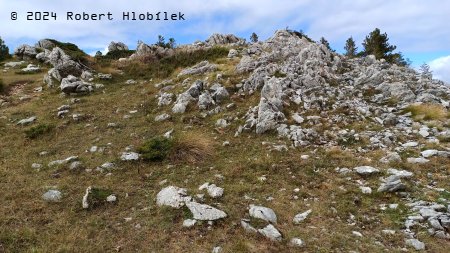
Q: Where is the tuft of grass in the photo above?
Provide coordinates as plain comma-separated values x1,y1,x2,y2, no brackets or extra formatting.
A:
273,70,286,78
87,188,114,209
118,46,229,79
24,124,53,139
138,133,215,164
170,133,214,165
404,104,449,121
138,136,174,162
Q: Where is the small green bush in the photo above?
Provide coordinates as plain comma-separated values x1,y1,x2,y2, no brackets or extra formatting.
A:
138,136,174,162
0,79,4,94
25,124,52,139
104,50,135,60
87,188,114,209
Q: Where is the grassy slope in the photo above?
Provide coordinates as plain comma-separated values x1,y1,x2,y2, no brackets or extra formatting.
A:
0,54,449,253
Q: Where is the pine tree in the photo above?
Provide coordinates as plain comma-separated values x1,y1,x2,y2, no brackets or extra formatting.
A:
420,63,433,80
156,35,165,47
95,51,103,58
320,37,333,51
344,37,358,58
250,32,258,43
362,28,407,65
167,38,176,49
0,36,10,61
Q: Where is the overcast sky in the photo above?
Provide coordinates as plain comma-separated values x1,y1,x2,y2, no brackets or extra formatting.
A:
0,0,449,83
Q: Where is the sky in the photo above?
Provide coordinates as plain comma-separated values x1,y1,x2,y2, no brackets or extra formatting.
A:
0,0,449,83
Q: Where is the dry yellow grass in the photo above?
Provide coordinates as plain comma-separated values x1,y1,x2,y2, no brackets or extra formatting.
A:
405,103,449,121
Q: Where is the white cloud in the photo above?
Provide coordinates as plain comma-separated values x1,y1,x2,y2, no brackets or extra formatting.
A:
429,56,450,84
0,0,449,62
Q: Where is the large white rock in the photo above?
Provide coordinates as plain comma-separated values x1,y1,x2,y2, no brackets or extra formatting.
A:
249,205,277,224
185,201,227,221
156,186,189,208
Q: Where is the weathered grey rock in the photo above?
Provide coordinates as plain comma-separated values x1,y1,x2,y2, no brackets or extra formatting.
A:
379,152,401,163
156,186,189,208
158,93,173,106
42,190,62,202
4,61,25,68
35,39,55,50
228,49,238,58
82,186,91,209
21,64,40,72
249,205,277,224
290,238,304,247
407,157,429,164
387,168,413,178
17,116,36,126
183,219,197,227
108,41,129,52
378,176,406,193
60,75,93,94
293,209,312,224
48,47,83,78
215,119,228,128
256,78,285,134
405,239,425,251
241,219,258,233
69,161,83,170
354,166,379,176
178,61,217,77
212,86,229,103
185,201,227,221
421,149,438,158
155,113,171,122
198,91,215,110
199,183,224,198
14,44,37,60
120,152,140,161
258,224,282,242
48,156,78,167
402,141,419,148
206,34,245,46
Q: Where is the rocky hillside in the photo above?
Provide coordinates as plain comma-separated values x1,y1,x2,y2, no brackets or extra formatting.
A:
0,30,449,252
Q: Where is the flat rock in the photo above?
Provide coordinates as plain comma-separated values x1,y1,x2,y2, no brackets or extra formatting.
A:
156,186,189,208
17,116,36,126
405,238,425,251
421,149,438,158
185,201,227,221
407,157,429,164
354,166,379,176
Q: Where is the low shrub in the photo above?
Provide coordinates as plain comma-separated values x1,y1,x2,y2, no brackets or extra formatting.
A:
138,136,174,162
138,133,214,164
0,79,4,94
87,188,114,209
25,124,52,139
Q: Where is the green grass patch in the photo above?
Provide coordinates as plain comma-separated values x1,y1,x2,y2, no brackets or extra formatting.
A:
24,124,53,139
